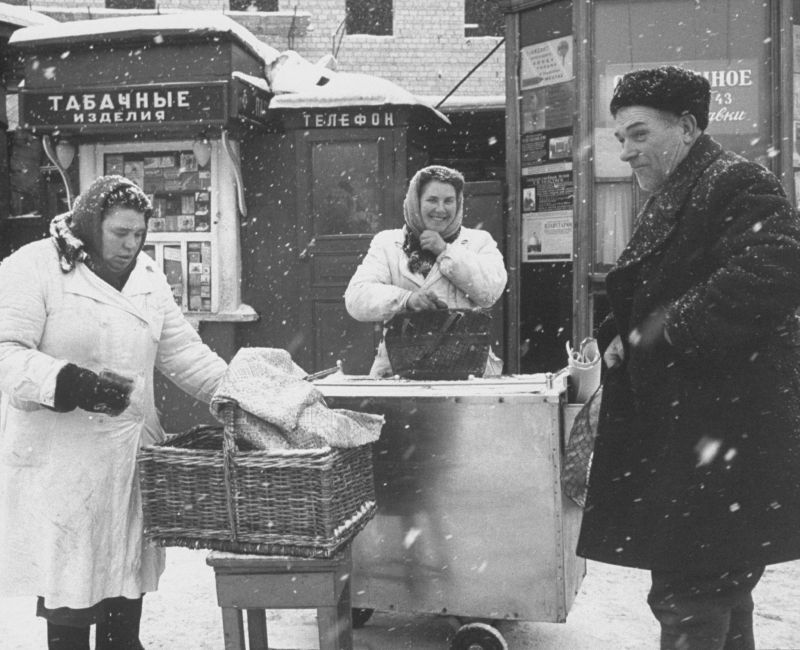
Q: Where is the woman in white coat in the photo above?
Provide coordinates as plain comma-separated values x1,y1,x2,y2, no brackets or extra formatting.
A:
345,165,507,377
0,175,227,649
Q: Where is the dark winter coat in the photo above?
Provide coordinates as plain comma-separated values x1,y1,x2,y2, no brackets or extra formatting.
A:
576,134,800,572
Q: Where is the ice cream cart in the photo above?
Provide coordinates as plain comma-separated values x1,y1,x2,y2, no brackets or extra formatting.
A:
315,373,585,650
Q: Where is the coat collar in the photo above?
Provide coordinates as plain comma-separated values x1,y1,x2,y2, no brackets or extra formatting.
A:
613,134,724,271
63,252,157,322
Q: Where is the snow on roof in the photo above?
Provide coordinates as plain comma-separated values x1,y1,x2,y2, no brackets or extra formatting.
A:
419,94,506,113
232,71,269,93
269,68,448,123
7,13,446,124
8,11,280,67
0,2,57,28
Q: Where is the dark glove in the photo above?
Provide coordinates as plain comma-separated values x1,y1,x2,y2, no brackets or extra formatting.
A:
53,363,132,416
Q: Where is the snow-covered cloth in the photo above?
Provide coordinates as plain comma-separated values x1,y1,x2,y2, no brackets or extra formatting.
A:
0,184,226,609
345,227,506,377
210,348,383,449
577,134,800,572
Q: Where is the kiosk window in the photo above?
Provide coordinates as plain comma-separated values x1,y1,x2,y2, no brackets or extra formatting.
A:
311,141,382,236
105,149,214,312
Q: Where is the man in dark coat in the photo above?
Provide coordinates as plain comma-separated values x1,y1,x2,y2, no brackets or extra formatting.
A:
577,66,800,650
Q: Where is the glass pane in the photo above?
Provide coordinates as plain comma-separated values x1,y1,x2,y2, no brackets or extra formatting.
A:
163,245,183,307
105,152,211,233
311,142,383,236
593,0,770,167
595,182,633,268
592,0,770,272
187,241,212,312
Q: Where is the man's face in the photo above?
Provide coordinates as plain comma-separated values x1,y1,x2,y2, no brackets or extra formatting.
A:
101,206,147,273
613,106,689,193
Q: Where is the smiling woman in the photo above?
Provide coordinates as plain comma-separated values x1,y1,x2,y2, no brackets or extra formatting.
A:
344,164,508,378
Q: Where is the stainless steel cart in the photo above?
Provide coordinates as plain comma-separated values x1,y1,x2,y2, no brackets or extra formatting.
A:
316,374,585,650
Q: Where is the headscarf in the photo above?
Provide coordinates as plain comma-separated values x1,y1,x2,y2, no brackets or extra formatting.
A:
50,175,153,289
402,165,464,277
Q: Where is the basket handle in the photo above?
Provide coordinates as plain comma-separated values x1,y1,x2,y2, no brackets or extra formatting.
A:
399,309,461,340
411,310,465,366
220,403,239,544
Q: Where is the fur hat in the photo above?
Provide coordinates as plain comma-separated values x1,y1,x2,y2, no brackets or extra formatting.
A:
610,65,711,130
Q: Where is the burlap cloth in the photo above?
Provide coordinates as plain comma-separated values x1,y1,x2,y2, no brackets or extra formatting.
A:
210,348,383,450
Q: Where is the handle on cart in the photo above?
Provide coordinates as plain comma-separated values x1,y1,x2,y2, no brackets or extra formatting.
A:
303,360,342,381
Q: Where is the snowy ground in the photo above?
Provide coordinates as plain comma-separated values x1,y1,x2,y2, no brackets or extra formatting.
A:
3,549,800,649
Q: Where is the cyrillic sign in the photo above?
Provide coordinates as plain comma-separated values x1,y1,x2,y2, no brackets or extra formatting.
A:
283,109,397,130
19,84,228,130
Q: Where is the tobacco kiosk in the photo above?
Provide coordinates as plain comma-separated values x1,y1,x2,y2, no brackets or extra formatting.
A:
9,15,272,404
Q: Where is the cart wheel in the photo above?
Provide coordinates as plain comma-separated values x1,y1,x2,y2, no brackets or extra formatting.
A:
450,622,509,650
351,607,374,629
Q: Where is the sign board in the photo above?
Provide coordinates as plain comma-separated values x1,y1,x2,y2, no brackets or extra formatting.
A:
19,83,228,131
599,60,760,135
282,108,399,131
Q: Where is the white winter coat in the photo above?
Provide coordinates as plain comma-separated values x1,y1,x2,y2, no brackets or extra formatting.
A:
0,239,227,608
344,227,507,377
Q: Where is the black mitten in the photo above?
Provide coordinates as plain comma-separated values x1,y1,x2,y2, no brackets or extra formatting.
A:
53,363,132,416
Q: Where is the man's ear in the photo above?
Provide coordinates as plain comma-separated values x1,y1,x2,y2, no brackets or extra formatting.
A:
678,112,700,143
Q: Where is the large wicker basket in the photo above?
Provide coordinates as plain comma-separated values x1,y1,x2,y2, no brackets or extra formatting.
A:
138,402,377,558
384,308,491,380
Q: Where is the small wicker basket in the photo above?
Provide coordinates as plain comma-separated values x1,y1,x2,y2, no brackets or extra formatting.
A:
138,402,377,558
384,308,491,380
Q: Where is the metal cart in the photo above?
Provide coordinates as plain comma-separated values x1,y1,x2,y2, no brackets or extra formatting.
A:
316,373,585,650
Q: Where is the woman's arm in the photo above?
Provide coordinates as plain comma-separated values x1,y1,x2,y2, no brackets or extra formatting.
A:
345,231,413,322
437,230,508,308
154,279,227,403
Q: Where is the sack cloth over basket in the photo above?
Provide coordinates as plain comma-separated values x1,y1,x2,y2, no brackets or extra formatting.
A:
138,402,377,558
384,308,491,380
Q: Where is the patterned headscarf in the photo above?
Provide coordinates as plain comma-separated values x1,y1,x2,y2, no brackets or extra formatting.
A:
50,175,152,287
402,165,464,276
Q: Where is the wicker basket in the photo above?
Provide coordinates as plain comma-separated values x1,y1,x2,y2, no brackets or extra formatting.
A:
137,402,377,558
384,309,491,380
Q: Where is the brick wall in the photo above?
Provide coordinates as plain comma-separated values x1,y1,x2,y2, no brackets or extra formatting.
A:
25,0,504,99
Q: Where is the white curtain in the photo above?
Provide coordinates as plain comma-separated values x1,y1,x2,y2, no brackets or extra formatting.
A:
596,183,632,265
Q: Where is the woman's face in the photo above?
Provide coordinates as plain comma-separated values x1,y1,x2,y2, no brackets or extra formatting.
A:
101,206,147,273
420,180,458,232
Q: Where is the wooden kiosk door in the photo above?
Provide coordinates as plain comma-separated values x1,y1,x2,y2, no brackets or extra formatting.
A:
295,129,400,374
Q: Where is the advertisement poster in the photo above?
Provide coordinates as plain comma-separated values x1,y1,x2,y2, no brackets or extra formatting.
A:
520,36,574,90
522,211,573,263
520,82,575,132
522,163,574,213
521,131,573,166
